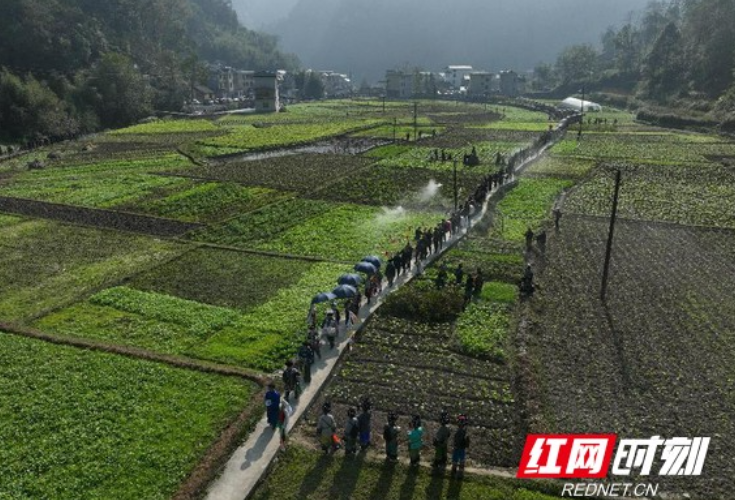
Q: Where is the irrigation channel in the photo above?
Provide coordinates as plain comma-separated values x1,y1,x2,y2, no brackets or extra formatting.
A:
204,112,576,500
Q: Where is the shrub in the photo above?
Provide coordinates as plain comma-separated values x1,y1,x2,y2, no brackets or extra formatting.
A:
382,279,464,323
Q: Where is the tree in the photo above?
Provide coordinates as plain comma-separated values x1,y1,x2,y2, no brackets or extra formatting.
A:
555,44,599,86
0,68,77,141
85,53,152,128
683,0,735,96
532,63,556,90
303,72,324,99
642,22,685,100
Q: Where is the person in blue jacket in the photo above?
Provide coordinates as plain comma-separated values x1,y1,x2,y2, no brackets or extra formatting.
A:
264,382,280,429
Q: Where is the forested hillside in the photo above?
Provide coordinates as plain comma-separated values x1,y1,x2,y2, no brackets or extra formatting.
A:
0,0,298,142
542,0,735,127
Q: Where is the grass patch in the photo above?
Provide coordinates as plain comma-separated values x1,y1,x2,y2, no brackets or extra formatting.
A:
251,445,562,500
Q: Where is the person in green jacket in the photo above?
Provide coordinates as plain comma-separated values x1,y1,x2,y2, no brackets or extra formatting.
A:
407,414,424,466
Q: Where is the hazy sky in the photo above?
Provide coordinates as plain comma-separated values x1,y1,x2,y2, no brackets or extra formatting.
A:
233,0,652,80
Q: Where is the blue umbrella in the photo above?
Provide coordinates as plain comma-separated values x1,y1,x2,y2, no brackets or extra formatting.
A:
337,273,363,287
311,292,337,304
354,261,377,275
361,255,382,269
332,284,358,299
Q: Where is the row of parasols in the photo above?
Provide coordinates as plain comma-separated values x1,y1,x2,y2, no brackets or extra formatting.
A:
311,255,382,304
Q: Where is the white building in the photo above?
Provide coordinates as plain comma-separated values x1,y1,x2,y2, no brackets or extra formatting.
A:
444,65,474,90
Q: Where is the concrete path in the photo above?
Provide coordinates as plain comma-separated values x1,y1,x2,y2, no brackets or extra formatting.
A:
205,141,557,500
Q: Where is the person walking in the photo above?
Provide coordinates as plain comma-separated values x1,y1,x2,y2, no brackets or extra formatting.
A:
463,274,474,309
386,259,396,288
264,382,280,430
276,398,293,451
383,412,400,462
433,411,451,471
282,360,301,401
454,263,464,285
525,227,534,251
344,408,359,455
357,398,372,451
317,402,337,454
451,414,470,478
407,415,424,466
472,269,484,300
322,310,338,349
308,324,321,360
297,341,314,384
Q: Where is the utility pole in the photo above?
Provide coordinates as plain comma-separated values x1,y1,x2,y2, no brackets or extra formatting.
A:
600,168,621,302
393,117,397,143
413,101,418,142
453,158,458,211
579,85,585,138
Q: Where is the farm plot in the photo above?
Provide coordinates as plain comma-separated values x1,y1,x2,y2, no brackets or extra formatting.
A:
523,155,596,179
303,300,522,468
376,142,530,173
129,182,281,223
551,132,733,165
564,162,735,229
194,120,383,156
173,153,374,193
188,261,352,371
490,177,573,243
528,216,735,498
250,203,442,262
128,248,316,311
0,154,194,209
0,219,184,322
304,163,485,209
36,260,350,372
0,332,255,500
191,197,442,262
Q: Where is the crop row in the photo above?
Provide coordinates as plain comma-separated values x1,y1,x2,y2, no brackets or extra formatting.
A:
552,134,735,164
